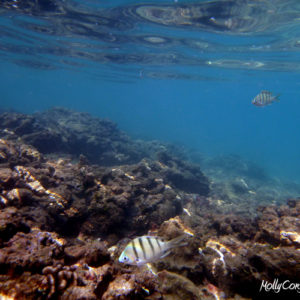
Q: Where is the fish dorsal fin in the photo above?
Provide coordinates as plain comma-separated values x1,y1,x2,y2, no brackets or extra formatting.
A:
144,235,164,241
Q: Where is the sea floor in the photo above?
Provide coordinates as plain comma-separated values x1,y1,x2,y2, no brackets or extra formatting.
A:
0,108,299,299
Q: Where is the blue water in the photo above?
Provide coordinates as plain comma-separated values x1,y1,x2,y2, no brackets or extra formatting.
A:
1,0,300,181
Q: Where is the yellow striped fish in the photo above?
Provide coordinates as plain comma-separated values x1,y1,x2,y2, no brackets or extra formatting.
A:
252,90,280,107
118,235,186,266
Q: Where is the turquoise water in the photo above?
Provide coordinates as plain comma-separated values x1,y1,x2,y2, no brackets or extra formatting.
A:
1,0,300,180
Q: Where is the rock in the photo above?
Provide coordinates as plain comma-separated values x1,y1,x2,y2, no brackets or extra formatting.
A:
0,207,30,246
102,269,159,300
102,274,135,300
61,286,97,300
0,108,145,166
157,151,210,195
0,272,46,299
0,167,15,188
158,270,202,300
0,109,210,182
84,240,111,267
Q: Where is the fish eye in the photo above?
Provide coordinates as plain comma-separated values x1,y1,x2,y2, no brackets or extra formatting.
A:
123,256,128,261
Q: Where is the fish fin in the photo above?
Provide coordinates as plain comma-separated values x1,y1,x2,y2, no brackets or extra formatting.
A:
145,263,158,276
168,234,188,248
135,258,143,266
160,250,171,259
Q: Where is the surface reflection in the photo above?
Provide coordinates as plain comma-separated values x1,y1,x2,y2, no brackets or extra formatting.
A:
1,0,300,78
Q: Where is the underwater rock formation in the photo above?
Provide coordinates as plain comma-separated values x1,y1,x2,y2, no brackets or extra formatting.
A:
0,110,300,299
0,138,187,241
0,108,142,166
1,193,298,299
157,151,209,195
0,109,184,167
0,108,210,197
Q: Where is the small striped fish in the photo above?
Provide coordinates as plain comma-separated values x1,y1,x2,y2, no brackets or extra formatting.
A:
119,235,186,266
252,90,280,107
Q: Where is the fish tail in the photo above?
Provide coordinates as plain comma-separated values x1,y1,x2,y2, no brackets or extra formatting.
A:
275,94,280,102
168,234,188,249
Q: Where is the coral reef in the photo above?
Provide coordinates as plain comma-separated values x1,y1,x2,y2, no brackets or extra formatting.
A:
0,138,186,241
0,108,187,168
0,109,299,299
0,108,138,166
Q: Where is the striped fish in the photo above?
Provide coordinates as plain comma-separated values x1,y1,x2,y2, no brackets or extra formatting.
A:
252,90,280,107
118,235,186,266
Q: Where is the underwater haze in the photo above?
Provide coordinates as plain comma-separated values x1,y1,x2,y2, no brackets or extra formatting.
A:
1,0,300,180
